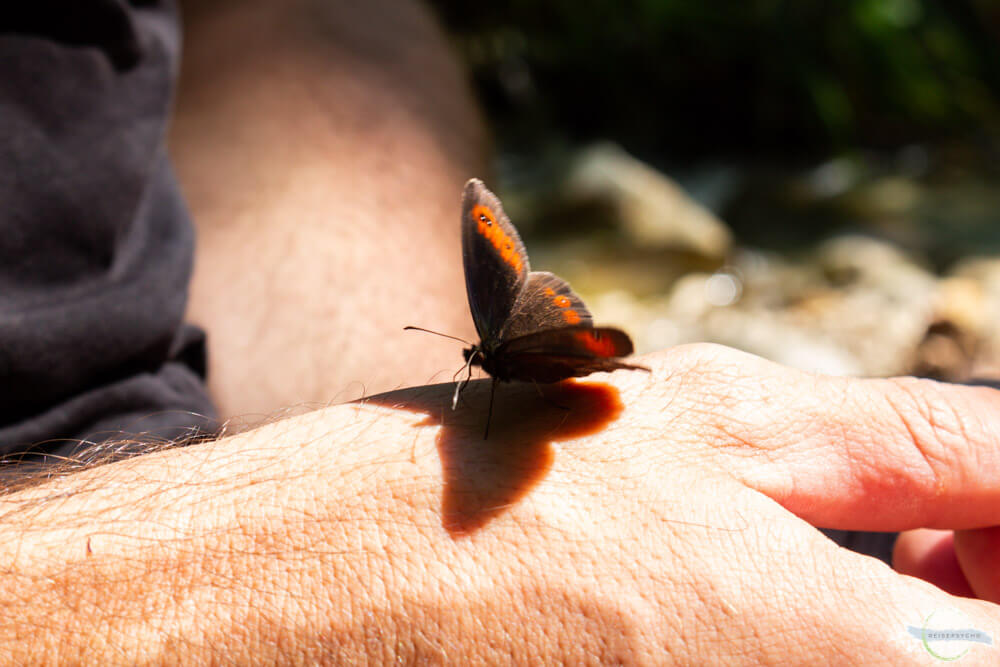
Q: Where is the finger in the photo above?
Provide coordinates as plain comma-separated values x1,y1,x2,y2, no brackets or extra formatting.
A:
893,529,975,598
776,526,998,661
955,527,1000,604
657,345,1000,531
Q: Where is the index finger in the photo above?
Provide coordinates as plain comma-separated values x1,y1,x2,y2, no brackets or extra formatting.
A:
656,344,1000,532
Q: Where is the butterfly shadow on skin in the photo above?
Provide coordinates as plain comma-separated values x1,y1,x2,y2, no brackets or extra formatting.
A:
363,378,625,537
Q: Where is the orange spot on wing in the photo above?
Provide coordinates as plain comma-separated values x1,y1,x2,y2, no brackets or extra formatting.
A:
544,287,556,296
576,331,617,356
552,295,571,308
472,204,523,272
562,310,582,325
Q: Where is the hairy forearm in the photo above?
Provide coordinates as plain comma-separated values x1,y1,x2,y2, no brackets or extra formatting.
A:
0,391,642,664
0,402,448,663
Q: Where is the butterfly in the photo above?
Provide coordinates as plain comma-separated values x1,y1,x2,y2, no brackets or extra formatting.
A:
408,178,647,437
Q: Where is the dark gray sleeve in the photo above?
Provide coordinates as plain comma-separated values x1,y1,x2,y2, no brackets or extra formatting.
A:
0,0,217,459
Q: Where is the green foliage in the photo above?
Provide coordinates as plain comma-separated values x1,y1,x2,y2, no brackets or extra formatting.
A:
432,0,1000,156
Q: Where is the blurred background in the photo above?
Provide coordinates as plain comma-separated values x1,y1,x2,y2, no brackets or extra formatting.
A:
430,0,1000,381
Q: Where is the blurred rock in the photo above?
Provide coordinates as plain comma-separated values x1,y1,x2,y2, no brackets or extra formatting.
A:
949,257,1000,326
814,234,935,297
909,320,977,381
786,291,904,376
504,148,1000,381
701,306,865,377
838,176,921,218
947,257,1000,378
565,142,732,258
907,275,990,381
597,233,941,378
930,277,987,338
801,156,863,199
657,272,864,376
802,235,935,375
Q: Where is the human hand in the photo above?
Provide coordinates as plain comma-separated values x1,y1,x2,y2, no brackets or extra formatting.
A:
6,342,1000,663
356,342,1000,661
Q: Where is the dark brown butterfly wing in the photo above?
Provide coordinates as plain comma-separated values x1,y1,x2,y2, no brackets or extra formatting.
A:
502,271,593,340
494,326,647,383
462,178,530,346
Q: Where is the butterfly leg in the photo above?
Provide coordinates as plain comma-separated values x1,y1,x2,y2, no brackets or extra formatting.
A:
483,376,499,440
452,350,478,410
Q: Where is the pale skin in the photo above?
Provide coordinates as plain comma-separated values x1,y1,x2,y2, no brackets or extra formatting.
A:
5,0,997,662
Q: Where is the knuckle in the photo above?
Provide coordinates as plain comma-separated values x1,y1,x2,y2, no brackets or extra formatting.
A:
883,377,971,484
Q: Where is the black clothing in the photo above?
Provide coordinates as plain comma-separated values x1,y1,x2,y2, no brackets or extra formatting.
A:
0,1,216,457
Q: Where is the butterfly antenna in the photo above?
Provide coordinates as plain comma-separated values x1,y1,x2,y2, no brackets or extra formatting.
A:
483,377,498,440
403,326,472,345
